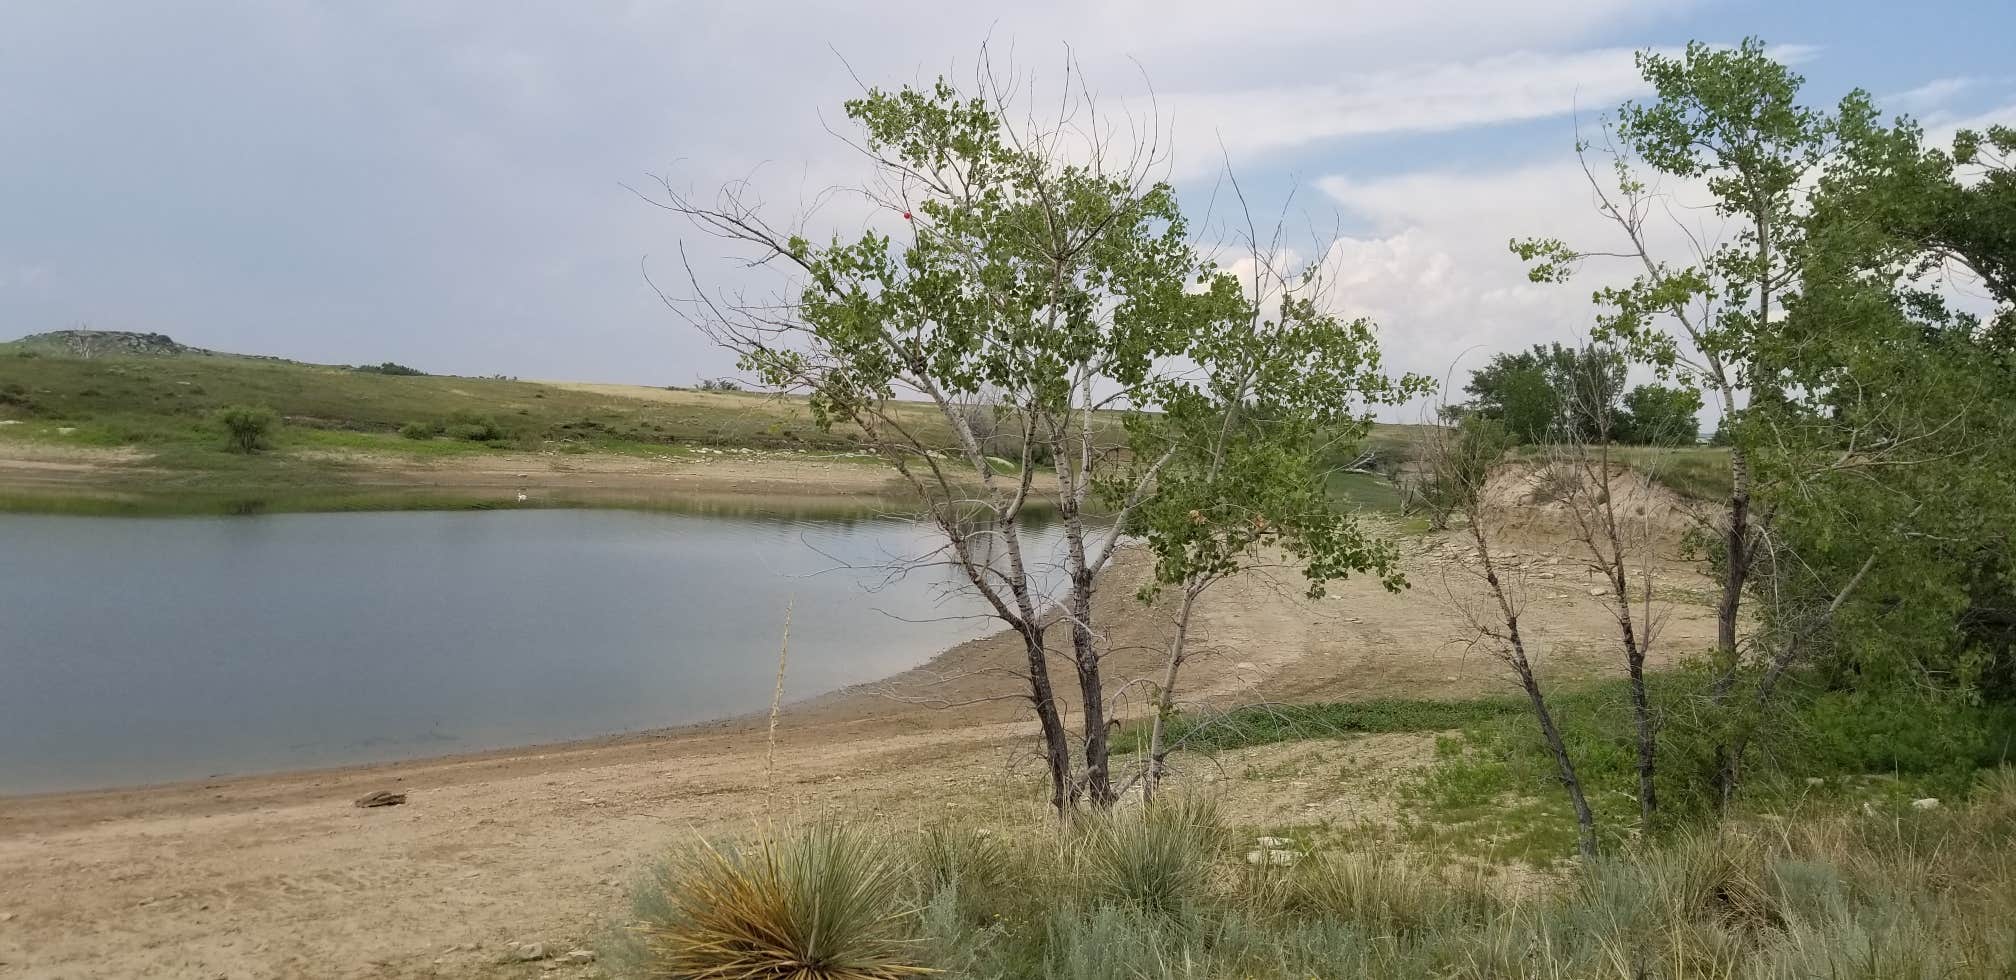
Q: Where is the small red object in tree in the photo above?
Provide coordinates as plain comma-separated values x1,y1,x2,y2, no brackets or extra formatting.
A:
902,211,913,220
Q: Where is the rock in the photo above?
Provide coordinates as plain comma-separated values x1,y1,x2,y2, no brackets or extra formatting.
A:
0,912,14,922
564,950,596,964
512,943,549,962
1912,797,1941,810
1246,849,1298,867
1254,836,1292,848
1805,777,1826,787
1538,572,1556,579
1588,587,1608,597
354,790,407,808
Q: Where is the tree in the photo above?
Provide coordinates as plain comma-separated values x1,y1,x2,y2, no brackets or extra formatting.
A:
1762,110,2016,712
1124,212,1427,802
1617,383,1702,445
648,59,1328,813
1461,343,1626,444
1515,39,1983,806
1464,349,1556,443
1546,360,1668,826
216,405,278,453
1514,39,1836,805
1423,413,1601,858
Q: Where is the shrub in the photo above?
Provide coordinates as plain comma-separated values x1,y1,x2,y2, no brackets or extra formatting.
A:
214,405,278,453
398,421,437,440
628,825,929,980
442,411,506,442
0,382,33,410
1075,796,1222,917
351,361,425,376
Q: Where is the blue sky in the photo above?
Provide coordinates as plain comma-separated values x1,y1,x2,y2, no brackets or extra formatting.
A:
3,1,2012,404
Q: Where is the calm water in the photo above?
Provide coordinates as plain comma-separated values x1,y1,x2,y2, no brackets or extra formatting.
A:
0,509,1064,794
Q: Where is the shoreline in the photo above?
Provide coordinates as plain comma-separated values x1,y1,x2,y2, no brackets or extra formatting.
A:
0,441,926,517
0,524,1726,978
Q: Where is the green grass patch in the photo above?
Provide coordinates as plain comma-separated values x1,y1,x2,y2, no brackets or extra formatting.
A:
1121,696,1529,757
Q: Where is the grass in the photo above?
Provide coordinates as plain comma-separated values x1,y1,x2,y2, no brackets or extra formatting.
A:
1115,696,1530,757
1121,674,2016,868
1606,444,1732,501
0,347,1425,515
605,775,2016,978
1495,441,1732,503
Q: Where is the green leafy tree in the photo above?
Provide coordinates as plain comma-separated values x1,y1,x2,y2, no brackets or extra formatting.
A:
215,405,278,453
1617,383,1702,445
1517,39,2005,808
650,63,1358,813
1461,343,1626,443
1761,109,2016,714
1514,39,1840,805
1122,241,1428,802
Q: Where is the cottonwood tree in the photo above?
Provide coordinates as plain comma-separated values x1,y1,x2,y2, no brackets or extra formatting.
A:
1516,40,1981,805
644,60,1302,814
1121,209,1428,802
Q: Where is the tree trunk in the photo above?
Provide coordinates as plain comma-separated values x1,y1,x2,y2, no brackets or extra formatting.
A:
1516,662,1601,861
1142,590,1199,805
1067,568,1113,807
1710,445,1754,808
1474,528,1600,860
1626,643,1658,825
1020,625,1075,816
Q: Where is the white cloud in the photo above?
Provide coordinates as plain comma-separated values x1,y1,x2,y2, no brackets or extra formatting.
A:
1884,77,1984,114
1157,42,1819,181
1925,100,2016,149
1160,48,1653,178
1310,160,1728,420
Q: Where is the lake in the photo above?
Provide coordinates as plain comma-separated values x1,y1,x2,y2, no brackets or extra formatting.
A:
0,508,1066,794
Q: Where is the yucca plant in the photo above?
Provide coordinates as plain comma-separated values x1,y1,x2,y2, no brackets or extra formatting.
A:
1074,796,1223,918
637,824,934,979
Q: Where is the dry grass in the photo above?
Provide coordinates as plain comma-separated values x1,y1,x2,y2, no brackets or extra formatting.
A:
609,769,2016,978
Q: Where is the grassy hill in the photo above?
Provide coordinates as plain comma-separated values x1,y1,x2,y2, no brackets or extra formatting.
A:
0,332,1428,515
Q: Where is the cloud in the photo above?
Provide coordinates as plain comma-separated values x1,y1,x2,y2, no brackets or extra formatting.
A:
1310,160,1728,419
1159,48,1656,178
0,0,1774,387
1883,77,1985,114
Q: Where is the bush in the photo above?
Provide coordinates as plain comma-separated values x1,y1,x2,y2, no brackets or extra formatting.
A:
696,378,744,392
442,411,506,442
351,361,425,376
397,421,438,440
622,825,928,980
1076,795,1222,917
0,382,33,410
214,405,278,453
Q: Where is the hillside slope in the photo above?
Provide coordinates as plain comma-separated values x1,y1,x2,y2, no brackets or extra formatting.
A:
0,334,1425,514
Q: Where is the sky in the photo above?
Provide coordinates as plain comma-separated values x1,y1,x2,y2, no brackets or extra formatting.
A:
4,1,2013,418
